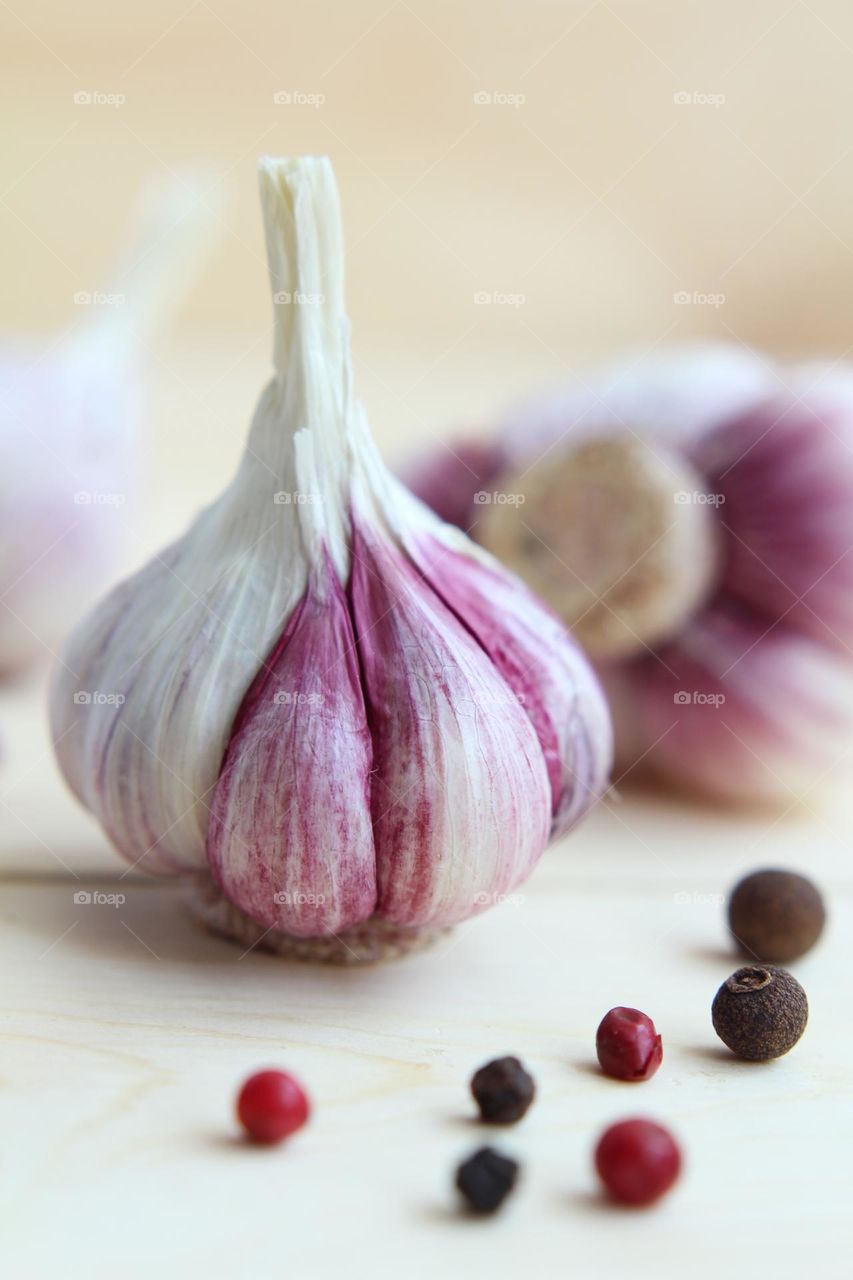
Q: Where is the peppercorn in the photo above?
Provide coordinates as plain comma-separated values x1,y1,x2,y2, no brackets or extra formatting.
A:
594,1118,681,1206
596,1007,662,1081
236,1069,310,1144
455,1146,519,1214
728,868,825,963
712,965,808,1060
470,1055,535,1124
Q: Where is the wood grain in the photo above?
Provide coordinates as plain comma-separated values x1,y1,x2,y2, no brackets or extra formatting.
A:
2,786,850,1279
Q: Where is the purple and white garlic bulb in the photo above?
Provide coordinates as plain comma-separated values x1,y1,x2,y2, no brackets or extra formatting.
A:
0,174,216,680
49,157,612,964
406,347,853,805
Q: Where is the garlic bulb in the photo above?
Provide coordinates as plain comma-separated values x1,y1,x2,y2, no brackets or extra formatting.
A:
406,346,853,805
0,174,216,679
50,156,612,963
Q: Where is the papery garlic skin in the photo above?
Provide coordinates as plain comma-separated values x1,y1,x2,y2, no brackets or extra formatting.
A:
399,529,609,837
51,156,612,958
208,559,377,936
406,348,853,805
0,175,217,679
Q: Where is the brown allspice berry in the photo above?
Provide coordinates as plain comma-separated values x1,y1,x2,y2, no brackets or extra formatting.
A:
470,1056,535,1124
712,965,808,1060
728,868,825,963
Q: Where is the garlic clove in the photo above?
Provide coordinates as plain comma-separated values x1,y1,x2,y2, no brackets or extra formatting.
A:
208,561,376,936
349,522,551,927
400,527,613,837
359,424,612,840
602,597,853,803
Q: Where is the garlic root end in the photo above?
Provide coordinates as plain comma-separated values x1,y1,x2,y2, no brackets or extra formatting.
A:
476,435,720,659
186,876,449,965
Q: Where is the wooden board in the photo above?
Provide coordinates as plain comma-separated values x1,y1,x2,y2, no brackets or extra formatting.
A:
2,756,850,1279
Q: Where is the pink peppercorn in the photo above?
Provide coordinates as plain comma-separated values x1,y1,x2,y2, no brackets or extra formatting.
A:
595,1118,681,1206
236,1069,310,1144
595,1007,662,1081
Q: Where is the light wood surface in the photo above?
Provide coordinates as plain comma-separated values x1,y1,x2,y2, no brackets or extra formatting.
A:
4,3,853,1275
2,783,850,1280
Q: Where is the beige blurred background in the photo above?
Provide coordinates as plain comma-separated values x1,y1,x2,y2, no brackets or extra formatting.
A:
7,0,853,444
5,0,853,867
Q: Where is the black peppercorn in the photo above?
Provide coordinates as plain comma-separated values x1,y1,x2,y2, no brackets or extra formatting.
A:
712,965,808,1060
455,1146,519,1214
728,868,825,963
470,1055,535,1124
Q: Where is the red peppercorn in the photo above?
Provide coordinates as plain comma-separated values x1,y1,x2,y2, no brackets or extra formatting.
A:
236,1069,310,1144
595,1007,662,1081
595,1118,681,1206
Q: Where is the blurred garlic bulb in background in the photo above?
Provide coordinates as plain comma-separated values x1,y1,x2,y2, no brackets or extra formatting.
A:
50,157,612,964
0,174,217,679
406,346,853,804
